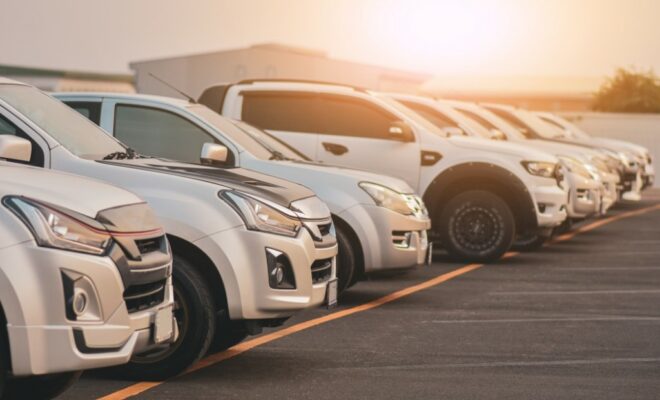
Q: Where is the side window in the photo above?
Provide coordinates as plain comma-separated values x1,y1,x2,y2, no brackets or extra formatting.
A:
114,105,227,165
65,101,102,125
241,92,323,133
321,95,397,139
0,115,44,166
487,108,533,138
457,109,498,130
400,101,458,129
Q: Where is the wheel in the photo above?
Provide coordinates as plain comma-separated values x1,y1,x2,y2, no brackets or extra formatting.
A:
208,319,248,354
438,190,515,262
4,371,81,400
513,229,551,251
0,319,7,399
115,255,216,381
335,226,357,295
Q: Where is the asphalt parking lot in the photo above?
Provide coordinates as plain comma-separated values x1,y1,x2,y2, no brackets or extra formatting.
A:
64,190,660,400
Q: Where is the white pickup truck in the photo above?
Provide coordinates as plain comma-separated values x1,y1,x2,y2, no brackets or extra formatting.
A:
202,80,569,261
0,144,175,398
0,77,338,380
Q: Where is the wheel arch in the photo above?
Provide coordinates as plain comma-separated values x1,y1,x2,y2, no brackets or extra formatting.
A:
331,214,366,281
423,162,538,235
0,302,11,373
166,235,229,316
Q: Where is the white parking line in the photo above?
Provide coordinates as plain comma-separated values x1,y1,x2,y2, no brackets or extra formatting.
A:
426,316,660,324
490,289,660,295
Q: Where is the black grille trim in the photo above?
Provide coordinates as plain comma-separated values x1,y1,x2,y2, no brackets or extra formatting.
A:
124,280,166,313
311,258,333,284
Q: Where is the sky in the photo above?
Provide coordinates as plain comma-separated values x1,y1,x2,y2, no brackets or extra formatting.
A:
1,0,659,83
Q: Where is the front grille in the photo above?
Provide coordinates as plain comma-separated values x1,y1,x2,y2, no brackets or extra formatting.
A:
135,235,164,255
311,258,333,284
124,280,166,313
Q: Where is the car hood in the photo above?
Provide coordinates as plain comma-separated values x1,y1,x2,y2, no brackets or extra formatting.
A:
0,162,143,218
102,158,315,207
523,139,602,159
446,135,557,162
261,159,414,193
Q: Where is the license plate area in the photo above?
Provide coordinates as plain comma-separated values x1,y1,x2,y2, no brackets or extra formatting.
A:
326,278,338,309
154,305,174,344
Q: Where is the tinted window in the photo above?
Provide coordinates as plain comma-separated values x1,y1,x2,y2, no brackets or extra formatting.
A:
321,95,397,139
400,101,457,129
66,101,102,125
0,115,45,166
114,105,222,164
241,92,323,133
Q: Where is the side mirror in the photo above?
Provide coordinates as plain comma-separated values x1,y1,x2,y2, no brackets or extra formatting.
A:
0,136,31,162
490,129,507,141
443,127,465,137
200,143,228,165
388,121,415,142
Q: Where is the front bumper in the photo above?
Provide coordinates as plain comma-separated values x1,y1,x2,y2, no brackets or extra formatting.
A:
0,243,174,377
338,204,431,273
530,182,568,228
194,227,337,321
566,173,601,219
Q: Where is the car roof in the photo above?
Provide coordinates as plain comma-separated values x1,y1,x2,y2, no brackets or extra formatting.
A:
0,77,29,86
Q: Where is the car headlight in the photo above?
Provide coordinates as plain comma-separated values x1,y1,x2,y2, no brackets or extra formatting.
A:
359,182,415,215
3,196,112,255
521,161,557,178
558,156,593,180
220,191,301,237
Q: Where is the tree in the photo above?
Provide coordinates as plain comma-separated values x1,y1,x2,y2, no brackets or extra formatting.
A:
592,68,660,113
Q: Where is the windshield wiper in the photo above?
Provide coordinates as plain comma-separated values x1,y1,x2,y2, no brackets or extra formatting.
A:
103,147,141,160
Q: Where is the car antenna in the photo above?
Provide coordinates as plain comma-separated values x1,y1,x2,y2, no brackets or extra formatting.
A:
148,73,197,104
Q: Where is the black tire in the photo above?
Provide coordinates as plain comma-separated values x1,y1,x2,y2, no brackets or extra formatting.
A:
208,319,248,354
0,317,7,399
335,226,357,295
553,218,573,235
4,371,81,400
439,190,515,262
115,255,216,381
513,232,549,251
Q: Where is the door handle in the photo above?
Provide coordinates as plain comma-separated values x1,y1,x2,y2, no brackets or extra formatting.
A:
322,142,349,156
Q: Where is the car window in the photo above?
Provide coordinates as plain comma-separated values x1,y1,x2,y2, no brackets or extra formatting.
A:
320,95,397,139
0,114,45,166
241,91,323,133
114,104,224,164
399,101,457,129
0,85,125,159
486,108,534,139
65,101,102,125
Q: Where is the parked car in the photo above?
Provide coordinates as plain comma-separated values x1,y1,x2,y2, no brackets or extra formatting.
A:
0,141,175,398
535,112,655,191
0,77,338,381
202,80,568,261
387,94,613,224
55,92,431,294
480,103,640,202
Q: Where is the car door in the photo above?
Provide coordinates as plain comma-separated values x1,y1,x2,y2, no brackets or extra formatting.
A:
238,90,322,160
315,93,420,188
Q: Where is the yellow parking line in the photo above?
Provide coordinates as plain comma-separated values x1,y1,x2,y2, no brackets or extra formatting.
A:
98,202,660,400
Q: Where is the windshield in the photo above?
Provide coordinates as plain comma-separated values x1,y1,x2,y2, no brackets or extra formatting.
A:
189,105,308,161
377,96,446,136
0,84,125,159
540,115,591,140
518,110,568,139
456,106,527,140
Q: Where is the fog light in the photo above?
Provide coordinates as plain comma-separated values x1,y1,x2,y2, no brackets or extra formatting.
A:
72,289,88,316
265,248,296,289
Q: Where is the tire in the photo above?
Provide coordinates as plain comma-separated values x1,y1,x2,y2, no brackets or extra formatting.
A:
553,218,573,235
115,255,216,381
4,371,81,400
513,231,549,251
0,318,7,399
208,319,248,354
439,190,515,262
335,226,357,295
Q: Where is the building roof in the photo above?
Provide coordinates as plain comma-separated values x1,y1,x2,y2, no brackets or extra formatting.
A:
0,64,133,83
